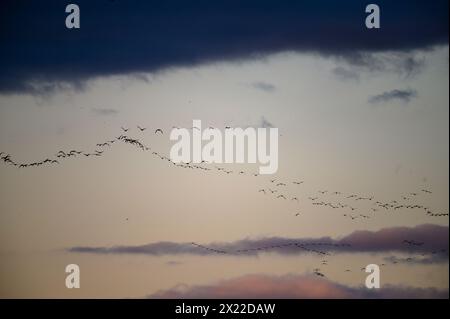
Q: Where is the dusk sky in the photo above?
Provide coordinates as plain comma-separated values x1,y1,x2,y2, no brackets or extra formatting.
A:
0,0,448,298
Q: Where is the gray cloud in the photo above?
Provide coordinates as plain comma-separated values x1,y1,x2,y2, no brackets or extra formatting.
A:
91,107,119,116
332,67,360,82
331,51,428,83
337,52,426,78
250,81,276,93
148,273,448,299
68,224,448,258
368,88,418,104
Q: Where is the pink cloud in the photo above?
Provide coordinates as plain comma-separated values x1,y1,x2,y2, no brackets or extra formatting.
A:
149,273,448,299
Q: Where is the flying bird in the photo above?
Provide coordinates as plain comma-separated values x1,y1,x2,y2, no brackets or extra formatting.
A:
314,271,325,277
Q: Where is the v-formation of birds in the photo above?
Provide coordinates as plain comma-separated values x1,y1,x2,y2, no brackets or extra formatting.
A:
1,124,446,219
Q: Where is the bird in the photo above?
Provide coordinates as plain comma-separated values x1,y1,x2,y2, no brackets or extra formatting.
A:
403,240,424,246
121,126,129,132
314,271,325,277
96,142,110,147
137,126,146,131
155,128,164,135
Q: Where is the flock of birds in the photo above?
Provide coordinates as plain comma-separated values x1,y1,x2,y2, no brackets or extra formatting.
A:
191,241,348,256
258,182,448,219
190,238,448,277
1,124,448,278
1,124,448,221
190,241,344,278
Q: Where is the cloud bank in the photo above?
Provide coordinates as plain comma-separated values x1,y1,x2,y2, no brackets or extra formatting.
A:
68,224,449,258
0,0,448,94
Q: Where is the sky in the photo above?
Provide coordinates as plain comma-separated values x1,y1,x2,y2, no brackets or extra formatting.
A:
0,0,448,298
